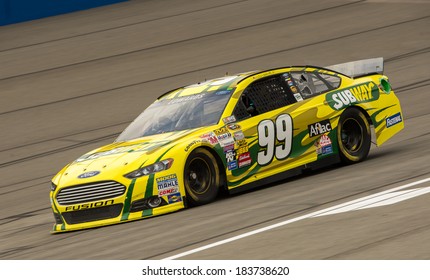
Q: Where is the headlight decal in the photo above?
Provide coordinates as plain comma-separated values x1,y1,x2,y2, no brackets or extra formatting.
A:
123,159,173,179
121,158,148,221
122,146,176,220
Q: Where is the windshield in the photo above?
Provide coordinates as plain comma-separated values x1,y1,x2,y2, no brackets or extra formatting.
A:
116,89,233,141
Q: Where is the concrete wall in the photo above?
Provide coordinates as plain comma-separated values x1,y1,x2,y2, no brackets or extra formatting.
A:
0,0,127,25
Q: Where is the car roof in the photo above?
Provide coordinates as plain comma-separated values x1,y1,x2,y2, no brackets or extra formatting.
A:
157,66,344,100
157,71,259,100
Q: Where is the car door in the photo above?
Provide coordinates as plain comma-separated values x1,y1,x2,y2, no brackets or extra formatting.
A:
225,71,342,190
224,73,299,189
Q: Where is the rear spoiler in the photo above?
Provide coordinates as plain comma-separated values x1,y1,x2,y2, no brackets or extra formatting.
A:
326,57,384,78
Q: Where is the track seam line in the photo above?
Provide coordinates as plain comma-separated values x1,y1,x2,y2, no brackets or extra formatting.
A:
0,82,428,169
0,15,427,117
324,223,430,259
0,1,367,81
161,177,430,260
143,172,430,259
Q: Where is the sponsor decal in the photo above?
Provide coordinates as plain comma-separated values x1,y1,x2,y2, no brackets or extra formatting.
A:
228,160,238,171
223,143,235,152
287,80,294,87
77,170,100,179
214,127,229,136
290,86,298,93
227,123,241,130
76,141,170,162
217,131,235,147
236,139,247,147
386,112,402,128
233,131,245,140
238,152,252,168
210,76,238,86
308,119,332,137
236,139,249,155
167,193,182,204
222,115,237,124
65,200,114,212
167,93,205,105
293,93,303,102
200,132,219,145
184,139,202,152
156,174,179,196
282,73,292,79
225,150,236,163
217,132,232,140
215,90,232,96
159,188,179,196
315,134,333,156
326,82,379,110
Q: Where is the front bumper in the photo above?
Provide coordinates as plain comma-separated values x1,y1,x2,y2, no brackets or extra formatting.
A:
50,175,185,233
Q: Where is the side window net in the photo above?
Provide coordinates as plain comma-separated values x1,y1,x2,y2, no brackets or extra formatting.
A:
243,76,292,114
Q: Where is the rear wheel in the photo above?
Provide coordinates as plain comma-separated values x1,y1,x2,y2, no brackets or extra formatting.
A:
184,148,220,206
337,108,371,164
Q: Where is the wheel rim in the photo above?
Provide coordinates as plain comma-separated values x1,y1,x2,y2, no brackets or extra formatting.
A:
341,118,363,154
186,157,212,194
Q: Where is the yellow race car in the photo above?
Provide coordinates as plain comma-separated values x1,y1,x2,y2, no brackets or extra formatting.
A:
50,58,404,232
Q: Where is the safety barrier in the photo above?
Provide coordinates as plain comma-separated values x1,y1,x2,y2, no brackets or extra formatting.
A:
0,0,127,26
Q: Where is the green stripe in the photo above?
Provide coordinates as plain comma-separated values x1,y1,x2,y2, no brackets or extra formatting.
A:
138,168,156,218
51,192,66,230
142,209,152,217
121,179,136,221
140,146,175,217
230,125,313,187
368,105,396,128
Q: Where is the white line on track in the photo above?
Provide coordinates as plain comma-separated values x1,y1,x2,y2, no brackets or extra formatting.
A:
163,177,430,260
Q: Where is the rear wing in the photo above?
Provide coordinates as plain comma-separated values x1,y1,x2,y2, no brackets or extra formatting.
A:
326,57,384,78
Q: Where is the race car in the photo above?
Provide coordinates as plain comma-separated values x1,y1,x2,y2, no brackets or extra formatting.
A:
50,57,404,232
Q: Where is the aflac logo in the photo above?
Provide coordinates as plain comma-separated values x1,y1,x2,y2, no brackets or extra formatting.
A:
78,171,100,179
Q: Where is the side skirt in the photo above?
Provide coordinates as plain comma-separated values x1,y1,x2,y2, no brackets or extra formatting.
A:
228,154,340,194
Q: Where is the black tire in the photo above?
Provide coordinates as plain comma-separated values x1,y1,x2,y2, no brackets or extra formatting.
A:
184,148,220,206
337,108,371,164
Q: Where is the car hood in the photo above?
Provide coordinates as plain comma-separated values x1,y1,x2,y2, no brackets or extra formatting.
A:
54,129,200,186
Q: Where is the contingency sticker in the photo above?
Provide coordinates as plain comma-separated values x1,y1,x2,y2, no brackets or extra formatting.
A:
315,134,333,156
156,174,179,196
222,115,237,124
227,123,241,130
200,132,219,145
233,131,245,141
235,139,249,155
215,127,235,147
167,193,182,204
238,152,251,168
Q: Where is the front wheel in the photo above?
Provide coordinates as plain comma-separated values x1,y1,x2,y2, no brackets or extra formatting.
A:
184,148,220,206
337,108,371,164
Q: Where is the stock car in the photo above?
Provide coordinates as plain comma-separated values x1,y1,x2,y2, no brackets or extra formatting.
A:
50,57,404,232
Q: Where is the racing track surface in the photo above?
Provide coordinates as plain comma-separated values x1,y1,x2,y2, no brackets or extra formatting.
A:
0,0,429,259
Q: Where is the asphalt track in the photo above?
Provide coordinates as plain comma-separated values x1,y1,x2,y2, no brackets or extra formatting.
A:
0,0,429,259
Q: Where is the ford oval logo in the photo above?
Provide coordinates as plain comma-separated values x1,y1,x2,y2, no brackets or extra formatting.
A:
78,171,100,179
